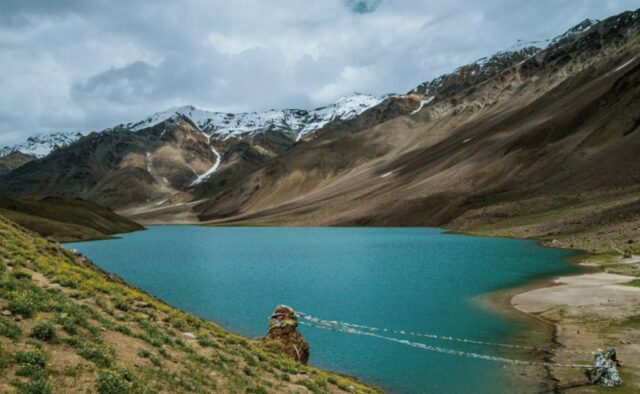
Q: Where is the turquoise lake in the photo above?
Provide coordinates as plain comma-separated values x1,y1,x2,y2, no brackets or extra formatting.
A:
66,226,576,393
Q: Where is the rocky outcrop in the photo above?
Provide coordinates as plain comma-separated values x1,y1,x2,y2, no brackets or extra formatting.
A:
411,46,540,99
267,305,309,364
0,131,83,158
0,151,34,176
0,117,219,208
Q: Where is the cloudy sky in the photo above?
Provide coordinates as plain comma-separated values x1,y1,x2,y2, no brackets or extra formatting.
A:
1,0,638,144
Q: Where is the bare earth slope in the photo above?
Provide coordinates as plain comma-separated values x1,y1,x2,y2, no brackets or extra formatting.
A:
196,10,640,255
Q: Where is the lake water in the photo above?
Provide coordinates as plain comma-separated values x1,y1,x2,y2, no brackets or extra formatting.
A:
66,226,576,393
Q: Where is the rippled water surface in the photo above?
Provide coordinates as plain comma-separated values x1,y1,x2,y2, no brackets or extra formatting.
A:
67,226,576,393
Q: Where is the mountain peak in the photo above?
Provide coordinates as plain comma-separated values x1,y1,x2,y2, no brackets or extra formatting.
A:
122,93,382,141
550,18,599,45
410,9,640,101
569,18,599,34
0,131,84,158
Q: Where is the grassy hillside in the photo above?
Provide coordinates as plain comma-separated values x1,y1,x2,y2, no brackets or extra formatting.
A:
0,196,143,242
0,216,377,393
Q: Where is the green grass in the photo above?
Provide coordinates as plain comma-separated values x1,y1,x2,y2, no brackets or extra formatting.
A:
626,279,640,287
30,320,56,342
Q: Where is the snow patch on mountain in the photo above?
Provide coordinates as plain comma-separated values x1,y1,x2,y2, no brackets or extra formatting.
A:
614,56,638,72
410,97,434,115
551,18,599,45
0,132,84,158
409,18,609,99
189,129,223,187
190,147,222,187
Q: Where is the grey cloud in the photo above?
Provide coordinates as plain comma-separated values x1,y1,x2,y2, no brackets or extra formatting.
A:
72,61,158,105
0,0,88,26
345,0,383,14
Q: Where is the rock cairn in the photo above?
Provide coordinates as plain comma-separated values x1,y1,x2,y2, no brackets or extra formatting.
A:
267,305,309,364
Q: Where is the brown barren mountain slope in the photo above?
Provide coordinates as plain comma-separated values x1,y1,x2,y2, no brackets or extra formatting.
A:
0,117,220,209
0,118,300,223
195,11,640,255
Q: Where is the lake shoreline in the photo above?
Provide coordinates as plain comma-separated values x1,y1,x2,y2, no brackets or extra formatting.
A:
445,226,640,390
497,249,640,391
476,283,556,392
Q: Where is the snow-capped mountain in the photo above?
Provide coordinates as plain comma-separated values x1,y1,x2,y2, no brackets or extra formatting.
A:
0,16,612,163
124,93,382,141
0,94,382,160
0,132,84,158
551,18,599,45
505,18,599,52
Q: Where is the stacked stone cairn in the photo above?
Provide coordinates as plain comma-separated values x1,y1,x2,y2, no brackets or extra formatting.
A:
267,305,309,364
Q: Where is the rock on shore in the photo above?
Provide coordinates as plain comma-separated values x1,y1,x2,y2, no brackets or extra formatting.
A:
267,305,310,364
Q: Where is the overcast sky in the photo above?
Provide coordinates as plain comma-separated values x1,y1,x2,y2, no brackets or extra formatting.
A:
1,0,638,144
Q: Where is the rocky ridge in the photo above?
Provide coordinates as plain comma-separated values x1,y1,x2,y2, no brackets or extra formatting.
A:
122,93,383,142
0,94,383,181
0,152,34,176
0,132,83,159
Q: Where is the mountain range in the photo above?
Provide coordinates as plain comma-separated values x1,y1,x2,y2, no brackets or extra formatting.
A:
1,9,640,252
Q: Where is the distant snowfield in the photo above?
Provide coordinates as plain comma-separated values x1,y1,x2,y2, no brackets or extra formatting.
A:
0,131,84,158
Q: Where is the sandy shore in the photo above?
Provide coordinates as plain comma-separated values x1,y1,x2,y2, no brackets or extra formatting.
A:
510,258,640,392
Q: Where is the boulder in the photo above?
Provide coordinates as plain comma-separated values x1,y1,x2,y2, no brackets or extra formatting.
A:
588,348,623,387
267,305,309,364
